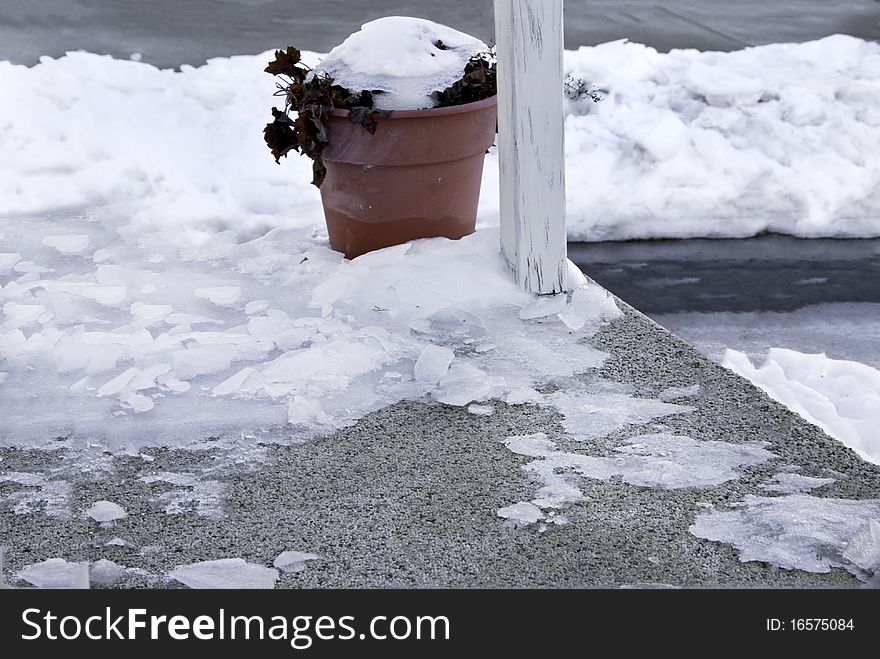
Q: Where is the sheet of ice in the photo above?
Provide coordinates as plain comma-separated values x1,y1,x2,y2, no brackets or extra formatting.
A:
84,499,127,522
690,495,880,577
316,17,487,111
17,558,89,589
273,551,319,574
502,432,773,523
760,472,836,494
169,558,278,589
1,215,620,451
545,388,693,441
723,348,880,464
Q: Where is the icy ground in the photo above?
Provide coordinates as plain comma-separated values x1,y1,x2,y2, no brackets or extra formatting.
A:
2,37,880,587
1,35,879,242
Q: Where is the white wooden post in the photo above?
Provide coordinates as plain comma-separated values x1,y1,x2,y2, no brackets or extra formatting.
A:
495,0,568,295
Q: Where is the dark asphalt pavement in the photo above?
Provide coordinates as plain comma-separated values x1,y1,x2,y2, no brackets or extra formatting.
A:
570,237,880,314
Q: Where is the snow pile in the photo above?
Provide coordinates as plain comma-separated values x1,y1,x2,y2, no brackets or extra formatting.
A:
563,35,880,239
169,558,278,589
723,348,880,464
690,495,880,577
317,17,487,111
2,36,879,243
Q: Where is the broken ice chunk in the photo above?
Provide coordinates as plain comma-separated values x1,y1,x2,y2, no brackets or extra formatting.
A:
409,307,491,349
0,252,21,271
505,387,543,405
122,391,155,412
244,300,270,315
212,367,256,396
18,558,89,589
82,286,127,306
273,551,319,574
432,362,501,406
97,368,140,396
288,396,331,428
519,294,568,320
467,403,494,416
3,302,47,326
158,375,191,393
504,433,557,458
413,344,454,383
85,500,127,522
565,259,588,290
90,559,127,586
172,345,235,379
843,519,880,572
760,473,836,494
497,502,544,525
169,558,278,589
557,285,622,331
42,234,90,254
659,384,702,402
130,302,174,326
165,312,223,326
194,286,241,306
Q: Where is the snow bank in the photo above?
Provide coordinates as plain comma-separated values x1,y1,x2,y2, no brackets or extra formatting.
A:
316,17,487,111
563,36,880,239
723,348,880,464
2,36,879,242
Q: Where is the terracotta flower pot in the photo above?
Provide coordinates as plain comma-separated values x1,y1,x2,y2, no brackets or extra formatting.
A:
320,95,497,259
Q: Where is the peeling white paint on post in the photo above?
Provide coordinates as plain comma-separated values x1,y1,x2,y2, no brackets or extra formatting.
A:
495,0,568,294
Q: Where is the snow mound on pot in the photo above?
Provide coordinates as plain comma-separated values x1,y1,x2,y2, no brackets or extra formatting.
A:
316,16,488,111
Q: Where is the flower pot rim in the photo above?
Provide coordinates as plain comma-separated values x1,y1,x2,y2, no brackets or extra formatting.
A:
329,94,497,120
